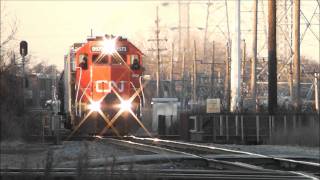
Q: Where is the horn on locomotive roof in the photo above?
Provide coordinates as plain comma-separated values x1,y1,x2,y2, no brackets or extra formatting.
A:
95,36,103,40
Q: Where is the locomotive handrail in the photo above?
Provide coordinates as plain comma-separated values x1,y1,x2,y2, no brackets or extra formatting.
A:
75,66,82,116
78,67,93,115
130,81,143,117
139,76,145,107
130,81,142,104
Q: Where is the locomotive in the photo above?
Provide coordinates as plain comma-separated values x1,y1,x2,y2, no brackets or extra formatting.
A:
59,34,144,135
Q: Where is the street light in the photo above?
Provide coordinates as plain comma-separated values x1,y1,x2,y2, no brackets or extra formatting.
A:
169,26,204,31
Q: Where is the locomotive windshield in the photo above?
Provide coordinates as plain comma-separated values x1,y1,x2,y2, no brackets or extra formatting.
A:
92,54,108,64
92,54,125,65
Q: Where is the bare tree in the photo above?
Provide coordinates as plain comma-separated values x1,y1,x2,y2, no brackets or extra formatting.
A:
0,2,18,72
30,61,59,75
0,3,24,140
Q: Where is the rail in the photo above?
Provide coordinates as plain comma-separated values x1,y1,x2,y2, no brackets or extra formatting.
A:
125,136,320,179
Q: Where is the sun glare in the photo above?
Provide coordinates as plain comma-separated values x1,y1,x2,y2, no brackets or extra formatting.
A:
119,100,132,112
88,101,101,112
102,38,116,54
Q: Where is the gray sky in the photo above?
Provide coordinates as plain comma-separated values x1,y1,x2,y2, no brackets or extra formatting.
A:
1,0,319,70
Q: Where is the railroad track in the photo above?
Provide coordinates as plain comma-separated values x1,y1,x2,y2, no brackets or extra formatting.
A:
26,133,320,172
120,136,320,179
6,134,318,179
1,168,312,180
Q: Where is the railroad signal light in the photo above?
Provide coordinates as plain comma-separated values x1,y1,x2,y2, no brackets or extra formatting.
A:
20,40,28,57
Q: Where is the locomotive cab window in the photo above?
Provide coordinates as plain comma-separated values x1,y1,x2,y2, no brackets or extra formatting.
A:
79,54,88,70
92,54,125,65
130,55,139,64
130,55,140,70
111,56,124,65
92,54,108,64
111,53,126,65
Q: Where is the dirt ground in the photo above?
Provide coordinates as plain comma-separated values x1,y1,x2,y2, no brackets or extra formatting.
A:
0,140,153,169
1,138,319,170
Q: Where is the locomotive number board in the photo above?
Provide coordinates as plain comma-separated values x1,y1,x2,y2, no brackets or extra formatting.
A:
91,46,127,52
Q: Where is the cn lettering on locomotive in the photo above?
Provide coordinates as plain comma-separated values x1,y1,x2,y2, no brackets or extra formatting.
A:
95,80,125,93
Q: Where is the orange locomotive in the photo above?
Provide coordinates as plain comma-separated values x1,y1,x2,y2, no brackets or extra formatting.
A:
60,35,144,135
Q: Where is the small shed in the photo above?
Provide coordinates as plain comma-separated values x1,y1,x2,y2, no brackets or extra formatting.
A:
151,98,179,133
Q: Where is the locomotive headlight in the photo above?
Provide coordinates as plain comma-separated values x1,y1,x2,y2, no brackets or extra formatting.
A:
102,38,116,54
88,101,101,112
119,100,132,112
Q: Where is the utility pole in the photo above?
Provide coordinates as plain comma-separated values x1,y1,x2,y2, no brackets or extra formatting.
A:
224,0,231,48
193,40,197,103
315,73,319,113
182,48,186,79
224,42,230,111
178,2,190,76
178,0,182,67
181,48,186,109
187,2,190,71
230,0,241,112
203,1,211,60
293,0,301,111
156,6,160,98
224,0,231,111
241,40,246,80
170,43,174,96
251,0,258,111
289,63,294,97
211,41,215,97
268,0,277,114
241,40,246,111
289,0,294,103
148,6,167,97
